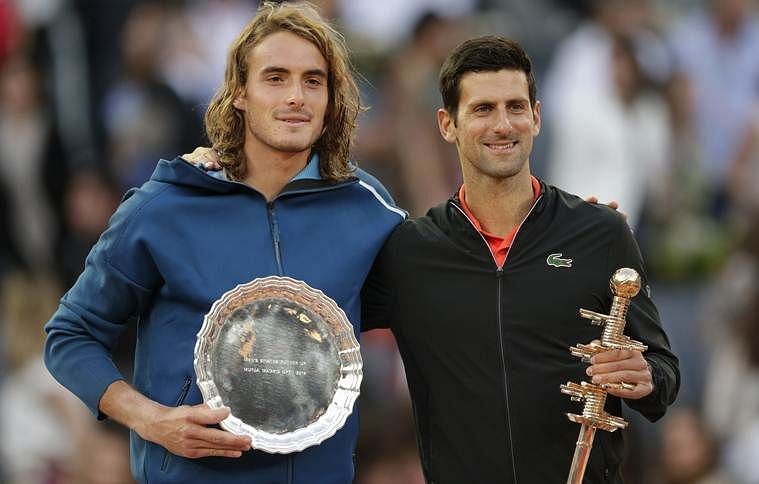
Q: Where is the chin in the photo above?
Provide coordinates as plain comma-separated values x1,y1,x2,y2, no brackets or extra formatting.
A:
273,139,315,153
480,161,526,179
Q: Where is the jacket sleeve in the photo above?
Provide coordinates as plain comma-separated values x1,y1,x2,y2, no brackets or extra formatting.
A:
606,216,680,421
44,189,162,418
361,225,401,332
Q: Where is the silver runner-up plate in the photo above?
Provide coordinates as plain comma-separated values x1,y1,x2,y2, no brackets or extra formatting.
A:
193,276,362,454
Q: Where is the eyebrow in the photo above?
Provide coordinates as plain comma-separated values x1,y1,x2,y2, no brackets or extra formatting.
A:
467,97,529,108
260,66,328,78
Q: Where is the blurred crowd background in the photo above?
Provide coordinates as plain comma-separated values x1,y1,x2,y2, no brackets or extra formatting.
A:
0,0,757,482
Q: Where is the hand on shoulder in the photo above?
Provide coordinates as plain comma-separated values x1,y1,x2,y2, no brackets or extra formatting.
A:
183,147,222,171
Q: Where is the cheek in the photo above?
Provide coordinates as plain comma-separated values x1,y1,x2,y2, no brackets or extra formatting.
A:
315,92,329,117
515,117,537,132
246,109,262,129
462,125,486,145
313,93,329,129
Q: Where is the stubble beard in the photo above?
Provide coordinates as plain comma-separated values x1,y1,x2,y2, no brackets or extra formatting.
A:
248,120,316,155
475,147,529,181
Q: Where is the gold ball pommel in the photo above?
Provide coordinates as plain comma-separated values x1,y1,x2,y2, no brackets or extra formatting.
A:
610,268,641,298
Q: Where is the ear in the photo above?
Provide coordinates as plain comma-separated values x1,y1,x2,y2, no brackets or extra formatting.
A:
531,100,541,136
233,88,246,111
437,108,457,144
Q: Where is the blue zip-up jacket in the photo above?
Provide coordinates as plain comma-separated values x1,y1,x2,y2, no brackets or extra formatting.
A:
44,155,405,484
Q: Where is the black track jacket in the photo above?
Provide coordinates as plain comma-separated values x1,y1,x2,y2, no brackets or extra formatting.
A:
362,181,679,484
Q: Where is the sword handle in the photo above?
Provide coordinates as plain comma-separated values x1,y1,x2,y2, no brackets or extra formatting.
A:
563,268,642,483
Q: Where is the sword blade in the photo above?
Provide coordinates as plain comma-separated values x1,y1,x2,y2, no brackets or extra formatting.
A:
566,424,596,484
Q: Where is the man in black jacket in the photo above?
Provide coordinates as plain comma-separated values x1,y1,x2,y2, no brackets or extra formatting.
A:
361,36,679,483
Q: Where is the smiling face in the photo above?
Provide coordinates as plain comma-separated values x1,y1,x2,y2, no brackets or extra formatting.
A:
233,30,329,160
438,69,540,183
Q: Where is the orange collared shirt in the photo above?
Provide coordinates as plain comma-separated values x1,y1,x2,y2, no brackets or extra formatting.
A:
459,176,541,268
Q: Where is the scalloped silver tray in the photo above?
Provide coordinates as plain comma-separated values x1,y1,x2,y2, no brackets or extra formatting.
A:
194,276,362,453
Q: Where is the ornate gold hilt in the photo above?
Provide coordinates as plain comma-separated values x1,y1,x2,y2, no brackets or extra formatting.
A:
570,268,648,363
561,268,647,484
560,381,628,432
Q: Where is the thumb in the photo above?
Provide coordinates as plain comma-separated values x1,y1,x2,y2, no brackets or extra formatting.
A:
189,404,231,425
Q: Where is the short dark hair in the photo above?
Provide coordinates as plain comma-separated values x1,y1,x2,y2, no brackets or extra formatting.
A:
439,36,537,119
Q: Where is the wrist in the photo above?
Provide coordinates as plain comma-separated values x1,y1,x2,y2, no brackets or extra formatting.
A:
134,400,167,441
645,359,656,395
100,380,166,441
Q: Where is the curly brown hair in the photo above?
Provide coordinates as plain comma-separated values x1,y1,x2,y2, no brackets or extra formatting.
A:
204,2,361,182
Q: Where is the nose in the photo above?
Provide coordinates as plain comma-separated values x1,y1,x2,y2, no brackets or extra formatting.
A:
287,82,305,108
492,107,512,134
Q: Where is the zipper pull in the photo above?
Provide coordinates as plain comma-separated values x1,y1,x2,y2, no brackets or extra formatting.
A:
496,267,504,278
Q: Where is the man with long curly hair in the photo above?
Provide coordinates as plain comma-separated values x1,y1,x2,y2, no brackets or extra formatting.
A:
43,3,404,483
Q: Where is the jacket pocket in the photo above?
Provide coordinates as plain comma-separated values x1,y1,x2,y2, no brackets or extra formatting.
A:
159,376,193,472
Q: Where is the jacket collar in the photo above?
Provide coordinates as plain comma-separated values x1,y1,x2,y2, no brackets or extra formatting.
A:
431,178,555,266
153,153,356,198
212,152,322,182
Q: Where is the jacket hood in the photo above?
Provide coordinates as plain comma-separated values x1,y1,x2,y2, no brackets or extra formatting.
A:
149,156,360,196
149,157,242,194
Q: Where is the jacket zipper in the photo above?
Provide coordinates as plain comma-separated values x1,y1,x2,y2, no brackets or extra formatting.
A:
160,376,193,472
451,194,541,483
267,203,284,275
266,183,347,277
213,171,357,278
267,201,291,480
495,268,517,483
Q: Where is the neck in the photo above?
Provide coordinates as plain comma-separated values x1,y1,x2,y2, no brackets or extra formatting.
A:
462,167,535,237
241,145,312,201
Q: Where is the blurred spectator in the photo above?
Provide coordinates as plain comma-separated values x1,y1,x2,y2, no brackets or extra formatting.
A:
543,0,667,120
656,406,729,484
546,27,671,228
0,269,136,484
0,0,22,63
0,271,88,484
727,109,759,214
0,52,68,273
391,12,466,215
15,0,97,168
724,415,759,483
641,72,733,281
159,0,256,111
668,0,759,218
70,421,135,484
699,213,759,482
357,12,467,215
101,2,202,189
339,0,475,50
55,166,120,287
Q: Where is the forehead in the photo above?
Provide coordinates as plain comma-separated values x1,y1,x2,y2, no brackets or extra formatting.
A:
248,30,327,73
458,69,530,105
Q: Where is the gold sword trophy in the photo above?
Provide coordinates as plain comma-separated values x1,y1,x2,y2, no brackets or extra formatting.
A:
560,268,647,484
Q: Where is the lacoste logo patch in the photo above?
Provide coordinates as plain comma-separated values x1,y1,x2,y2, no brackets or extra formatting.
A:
547,253,573,268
